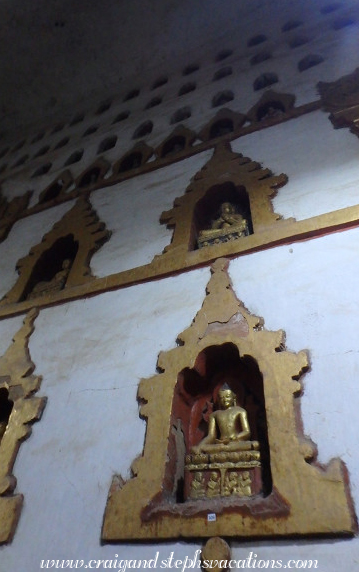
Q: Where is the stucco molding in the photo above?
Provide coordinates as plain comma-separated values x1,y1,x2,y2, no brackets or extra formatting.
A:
0,309,46,544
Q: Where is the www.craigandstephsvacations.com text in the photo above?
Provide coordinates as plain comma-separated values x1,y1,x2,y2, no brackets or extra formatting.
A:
40,550,319,570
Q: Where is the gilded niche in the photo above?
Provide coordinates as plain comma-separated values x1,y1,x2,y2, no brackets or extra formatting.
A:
246,90,295,124
155,125,197,159
198,108,246,142
1,195,111,306
0,309,46,544
0,190,32,243
102,259,355,541
159,142,291,257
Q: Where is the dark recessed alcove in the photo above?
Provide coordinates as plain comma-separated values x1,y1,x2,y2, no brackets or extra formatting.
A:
178,82,196,96
69,113,84,126
256,100,286,121
145,97,162,110
21,235,78,301
64,149,83,166
161,136,186,158
124,89,140,102
253,73,278,91
96,100,112,115
0,387,13,444
31,163,52,178
112,111,130,124
212,66,232,81
170,107,191,124
183,64,199,76
209,118,234,139
152,76,168,90
133,121,153,139
212,90,234,107
117,152,143,173
54,137,69,150
13,155,28,168
83,125,98,137
97,136,117,154
216,48,233,62
39,178,66,203
78,167,102,188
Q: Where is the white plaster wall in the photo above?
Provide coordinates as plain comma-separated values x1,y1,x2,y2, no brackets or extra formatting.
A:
232,110,359,220
0,268,211,570
0,314,25,356
90,150,213,276
0,201,74,300
1,229,359,569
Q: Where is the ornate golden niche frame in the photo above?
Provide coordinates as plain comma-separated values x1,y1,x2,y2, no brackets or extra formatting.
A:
246,90,295,124
155,125,197,159
102,259,355,541
318,68,359,136
1,195,110,306
38,170,74,206
0,309,46,544
199,108,247,142
75,157,110,190
0,190,32,243
160,142,292,257
112,142,154,177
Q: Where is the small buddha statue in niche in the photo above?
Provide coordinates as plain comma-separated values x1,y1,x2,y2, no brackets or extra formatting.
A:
191,385,259,454
27,258,72,300
258,104,285,122
197,202,249,249
185,384,261,499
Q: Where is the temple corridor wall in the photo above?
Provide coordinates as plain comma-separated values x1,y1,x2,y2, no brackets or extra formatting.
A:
1,6,359,569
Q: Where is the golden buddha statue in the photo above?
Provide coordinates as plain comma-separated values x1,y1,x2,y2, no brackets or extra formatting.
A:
197,202,248,248
27,258,72,300
191,386,259,454
185,384,261,499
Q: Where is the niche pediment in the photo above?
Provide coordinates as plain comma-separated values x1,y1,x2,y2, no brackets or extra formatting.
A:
0,310,45,544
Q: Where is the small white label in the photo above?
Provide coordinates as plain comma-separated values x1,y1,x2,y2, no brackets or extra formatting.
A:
207,513,216,522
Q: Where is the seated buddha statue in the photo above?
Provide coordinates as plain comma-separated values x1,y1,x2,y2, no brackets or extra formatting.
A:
197,202,248,247
27,258,72,300
191,385,259,454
